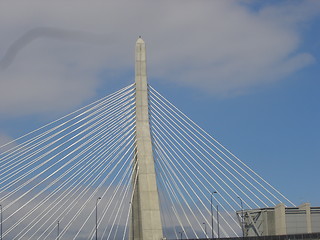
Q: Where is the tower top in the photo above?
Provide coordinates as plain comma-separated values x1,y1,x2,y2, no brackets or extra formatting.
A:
135,36,147,86
136,36,145,44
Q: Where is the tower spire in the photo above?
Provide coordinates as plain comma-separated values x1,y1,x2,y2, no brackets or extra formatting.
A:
131,37,163,240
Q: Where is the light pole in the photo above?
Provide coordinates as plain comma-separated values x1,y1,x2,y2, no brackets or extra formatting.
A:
211,191,217,240
203,222,207,238
96,197,101,240
57,220,60,240
237,196,244,238
179,231,184,240
0,204,2,240
216,204,220,239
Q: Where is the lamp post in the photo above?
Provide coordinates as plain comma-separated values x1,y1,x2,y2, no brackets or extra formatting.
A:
96,197,101,240
203,222,207,237
57,220,60,240
216,204,220,239
0,204,2,240
211,191,217,240
237,196,244,238
179,231,184,240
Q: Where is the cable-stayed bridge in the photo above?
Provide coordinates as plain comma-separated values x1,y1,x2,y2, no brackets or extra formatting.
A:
0,38,294,240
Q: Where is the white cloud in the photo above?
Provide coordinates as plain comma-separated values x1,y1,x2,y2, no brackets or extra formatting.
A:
0,0,319,116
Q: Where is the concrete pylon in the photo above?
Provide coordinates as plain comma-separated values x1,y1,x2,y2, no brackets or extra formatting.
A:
131,37,163,240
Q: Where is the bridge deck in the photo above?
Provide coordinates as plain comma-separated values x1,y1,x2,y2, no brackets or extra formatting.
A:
170,232,320,240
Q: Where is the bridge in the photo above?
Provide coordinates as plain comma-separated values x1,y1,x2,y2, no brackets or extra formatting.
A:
0,38,295,240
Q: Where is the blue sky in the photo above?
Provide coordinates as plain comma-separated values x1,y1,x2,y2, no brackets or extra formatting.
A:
0,0,320,208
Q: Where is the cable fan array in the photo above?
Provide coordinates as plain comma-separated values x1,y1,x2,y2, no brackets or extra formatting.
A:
148,85,294,239
0,83,294,240
0,84,137,240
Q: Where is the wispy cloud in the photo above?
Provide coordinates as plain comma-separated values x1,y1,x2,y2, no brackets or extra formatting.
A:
0,27,113,70
0,0,319,116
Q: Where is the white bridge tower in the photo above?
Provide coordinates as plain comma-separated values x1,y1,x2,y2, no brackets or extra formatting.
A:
131,37,163,240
